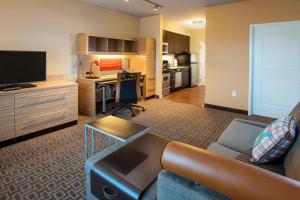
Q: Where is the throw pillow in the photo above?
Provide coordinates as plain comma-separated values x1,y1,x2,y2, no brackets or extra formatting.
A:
250,116,297,164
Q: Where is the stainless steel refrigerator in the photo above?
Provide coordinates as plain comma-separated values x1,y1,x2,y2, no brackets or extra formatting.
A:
190,53,198,87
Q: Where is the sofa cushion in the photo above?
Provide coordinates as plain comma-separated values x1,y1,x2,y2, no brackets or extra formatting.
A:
216,118,266,156
284,134,300,181
289,102,300,134
284,102,300,181
251,116,297,164
157,170,229,200
208,142,249,160
208,143,285,176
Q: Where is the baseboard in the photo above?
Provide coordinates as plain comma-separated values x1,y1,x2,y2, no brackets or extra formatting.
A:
145,95,158,100
0,120,78,148
204,104,248,115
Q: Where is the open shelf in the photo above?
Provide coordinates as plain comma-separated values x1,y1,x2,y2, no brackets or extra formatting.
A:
77,33,138,55
108,38,124,52
88,36,107,52
124,40,138,53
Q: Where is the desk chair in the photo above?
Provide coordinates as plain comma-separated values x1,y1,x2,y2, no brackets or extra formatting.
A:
112,72,145,117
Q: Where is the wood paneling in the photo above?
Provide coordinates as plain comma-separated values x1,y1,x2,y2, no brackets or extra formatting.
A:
78,79,97,117
0,95,15,142
141,38,156,97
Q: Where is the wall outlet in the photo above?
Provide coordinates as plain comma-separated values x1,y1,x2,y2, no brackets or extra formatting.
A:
232,90,237,97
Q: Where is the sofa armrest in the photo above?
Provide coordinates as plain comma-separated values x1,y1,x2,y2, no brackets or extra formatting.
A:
157,170,229,200
233,118,269,128
161,141,300,200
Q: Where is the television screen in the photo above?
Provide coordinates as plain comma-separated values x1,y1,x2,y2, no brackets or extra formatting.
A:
0,51,46,85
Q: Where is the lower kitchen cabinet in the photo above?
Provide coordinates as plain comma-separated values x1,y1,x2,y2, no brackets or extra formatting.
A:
181,68,190,88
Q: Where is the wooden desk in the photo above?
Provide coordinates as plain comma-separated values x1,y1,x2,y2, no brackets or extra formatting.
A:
78,75,145,117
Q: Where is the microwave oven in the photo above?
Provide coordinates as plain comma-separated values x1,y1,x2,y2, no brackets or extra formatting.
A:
162,42,168,54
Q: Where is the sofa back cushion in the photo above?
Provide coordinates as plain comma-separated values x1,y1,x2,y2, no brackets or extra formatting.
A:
284,102,300,181
289,102,300,134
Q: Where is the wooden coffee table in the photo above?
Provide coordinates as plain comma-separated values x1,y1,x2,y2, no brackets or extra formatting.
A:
85,115,150,159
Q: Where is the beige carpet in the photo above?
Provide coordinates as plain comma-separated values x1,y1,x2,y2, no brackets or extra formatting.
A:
0,99,272,200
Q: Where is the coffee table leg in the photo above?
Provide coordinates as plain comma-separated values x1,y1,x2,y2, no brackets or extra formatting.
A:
85,125,89,159
92,129,95,156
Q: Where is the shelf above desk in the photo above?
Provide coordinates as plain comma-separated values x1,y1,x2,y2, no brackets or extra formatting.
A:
77,33,138,55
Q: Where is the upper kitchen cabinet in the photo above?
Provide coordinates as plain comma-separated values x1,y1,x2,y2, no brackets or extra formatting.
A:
163,30,167,43
163,30,190,54
181,35,190,53
166,31,175,54
174,33,182,54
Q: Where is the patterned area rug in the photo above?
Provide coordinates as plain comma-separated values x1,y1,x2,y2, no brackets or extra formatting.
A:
0,99,272,200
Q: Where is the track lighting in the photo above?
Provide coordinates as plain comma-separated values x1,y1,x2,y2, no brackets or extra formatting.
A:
144,0,163,12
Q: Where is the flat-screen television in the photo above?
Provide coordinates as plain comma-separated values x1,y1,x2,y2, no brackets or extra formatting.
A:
0,51,46,86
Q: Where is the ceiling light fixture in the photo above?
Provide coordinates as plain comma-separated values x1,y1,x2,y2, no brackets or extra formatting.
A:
144,0,163,12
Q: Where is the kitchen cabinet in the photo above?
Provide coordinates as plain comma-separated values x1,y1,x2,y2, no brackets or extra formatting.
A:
181,35,190,53
166,31,175,54
181,68,190,88
163,30,190,54
163,30,167,43
174,33,182,54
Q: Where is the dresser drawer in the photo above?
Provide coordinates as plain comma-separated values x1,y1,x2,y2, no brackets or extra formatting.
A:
0,126,15,142
15,97,77,120
15,86,77,109
0,95,14,111
15,107,77,137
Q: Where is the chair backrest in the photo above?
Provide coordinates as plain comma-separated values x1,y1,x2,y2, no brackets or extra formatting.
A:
284,102,300,181
115,72,141,104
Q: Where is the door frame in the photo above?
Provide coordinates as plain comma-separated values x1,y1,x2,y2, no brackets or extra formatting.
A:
248,20,300,116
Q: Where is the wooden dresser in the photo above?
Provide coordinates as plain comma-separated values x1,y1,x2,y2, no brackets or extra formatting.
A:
0,81,78,142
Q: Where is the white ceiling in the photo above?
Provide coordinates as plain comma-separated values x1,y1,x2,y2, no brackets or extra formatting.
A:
80,0,244,29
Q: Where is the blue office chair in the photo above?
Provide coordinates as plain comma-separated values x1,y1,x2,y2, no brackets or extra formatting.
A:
112,72,145,117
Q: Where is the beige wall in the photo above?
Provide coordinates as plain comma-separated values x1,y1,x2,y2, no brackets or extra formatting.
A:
163,18,191,36
0,0,140,81
190,29,205,54
205,0,300,110
140,15,163,97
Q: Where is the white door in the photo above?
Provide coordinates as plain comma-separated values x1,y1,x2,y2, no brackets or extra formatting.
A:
199,42,206,86
251,21,300,118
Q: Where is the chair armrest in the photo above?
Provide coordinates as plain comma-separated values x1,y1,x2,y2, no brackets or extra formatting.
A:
161,141,300,200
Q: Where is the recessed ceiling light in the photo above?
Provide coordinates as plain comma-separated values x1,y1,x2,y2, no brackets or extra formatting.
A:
124,0,129,2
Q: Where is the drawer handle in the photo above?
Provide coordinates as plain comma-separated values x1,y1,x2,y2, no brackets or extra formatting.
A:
103,187,118,200
21,94,66,108
21,111,66,130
